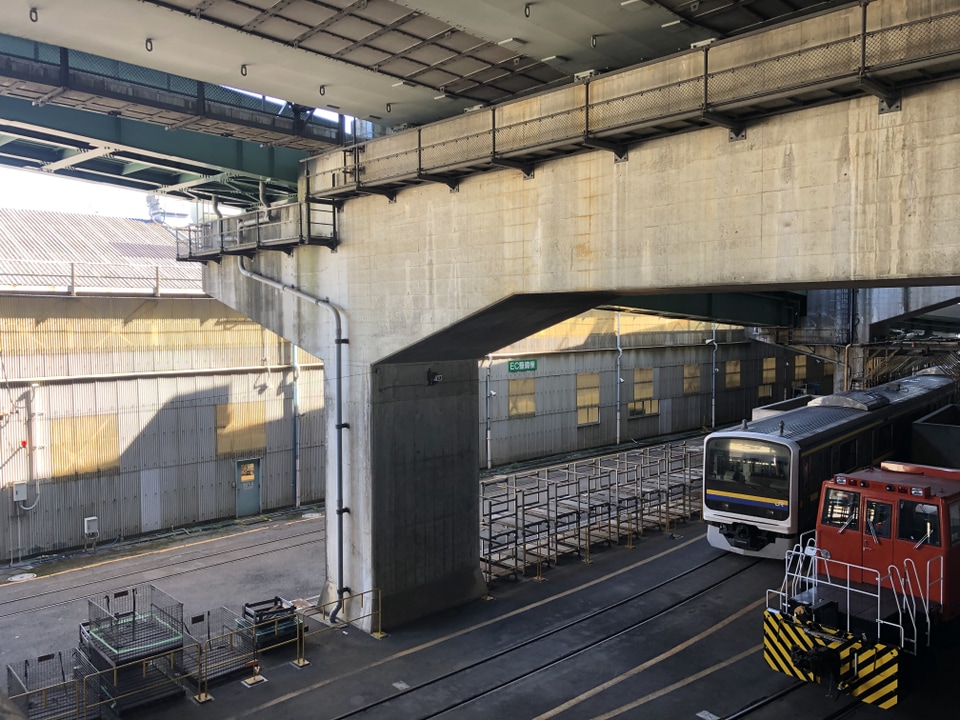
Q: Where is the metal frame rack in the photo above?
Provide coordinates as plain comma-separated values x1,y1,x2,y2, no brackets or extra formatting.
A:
480,440,703,583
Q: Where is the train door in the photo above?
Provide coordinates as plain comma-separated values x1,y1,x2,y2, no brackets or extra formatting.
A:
861,498,894,587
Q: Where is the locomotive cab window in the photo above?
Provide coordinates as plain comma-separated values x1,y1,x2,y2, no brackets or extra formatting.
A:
821,488,859,531
864,500,892,540
897,501,941,547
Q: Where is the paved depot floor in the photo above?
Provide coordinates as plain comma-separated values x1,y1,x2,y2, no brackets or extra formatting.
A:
2,511,958,720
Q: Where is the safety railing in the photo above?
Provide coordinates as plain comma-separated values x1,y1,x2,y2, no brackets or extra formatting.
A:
0,259,202,297
766,542,942,652
305,5,960,196
175,200,338,262
294,589,386,666
6,654,81,720
479,439,703,582
5,592,387,719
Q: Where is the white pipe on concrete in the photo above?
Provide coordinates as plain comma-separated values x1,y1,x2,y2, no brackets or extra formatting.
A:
236,257,349,622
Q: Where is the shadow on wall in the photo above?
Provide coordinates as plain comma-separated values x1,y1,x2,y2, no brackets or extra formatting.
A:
2,377,324,562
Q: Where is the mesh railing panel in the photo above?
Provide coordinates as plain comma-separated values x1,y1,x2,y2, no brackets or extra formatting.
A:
360,148,419,183
866,12,960,69
495,107,585,154
590,78,704,133
708,38,861,104
184,607,254,683
421,130,494,171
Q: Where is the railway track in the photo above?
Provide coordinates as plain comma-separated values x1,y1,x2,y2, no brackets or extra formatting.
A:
0,522,325,619
321,552,764,720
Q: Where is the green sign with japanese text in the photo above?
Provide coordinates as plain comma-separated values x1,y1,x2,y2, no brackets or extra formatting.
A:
508,359,537,372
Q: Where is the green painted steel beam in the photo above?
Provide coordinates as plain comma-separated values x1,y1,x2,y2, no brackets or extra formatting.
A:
603,292,804,327
0,94,304,185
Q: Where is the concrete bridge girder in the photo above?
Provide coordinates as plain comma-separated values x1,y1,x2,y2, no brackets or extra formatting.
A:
205,77,960,627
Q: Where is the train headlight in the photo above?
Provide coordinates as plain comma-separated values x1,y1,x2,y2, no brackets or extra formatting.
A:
835,476,847,485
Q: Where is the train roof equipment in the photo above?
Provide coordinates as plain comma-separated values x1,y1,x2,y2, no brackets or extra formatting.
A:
763,460,960,709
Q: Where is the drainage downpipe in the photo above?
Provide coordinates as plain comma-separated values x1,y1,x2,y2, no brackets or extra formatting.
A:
237,257,349,622
615,312,623,446
483,356,493,470
292,345,301,509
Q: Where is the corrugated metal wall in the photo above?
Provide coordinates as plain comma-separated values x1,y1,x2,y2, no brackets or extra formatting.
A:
480,316,835,467
0,296,324,562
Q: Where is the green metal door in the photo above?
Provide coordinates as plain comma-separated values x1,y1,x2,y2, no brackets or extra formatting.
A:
236,458,261,517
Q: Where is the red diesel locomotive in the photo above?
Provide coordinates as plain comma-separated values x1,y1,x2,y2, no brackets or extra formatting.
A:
764,460,960,709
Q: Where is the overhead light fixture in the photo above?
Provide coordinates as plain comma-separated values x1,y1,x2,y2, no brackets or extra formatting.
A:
661,19,690,31
434,93,454,103
620,0,652,9
392,80,415,88
540,55,568,67
498,38,526,51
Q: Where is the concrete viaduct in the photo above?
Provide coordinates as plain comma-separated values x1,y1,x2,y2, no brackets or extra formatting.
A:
205,17,960,626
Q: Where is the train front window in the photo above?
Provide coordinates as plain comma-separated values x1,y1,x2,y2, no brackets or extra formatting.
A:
821,488,860,532
704,438,791,520
897,501,941,547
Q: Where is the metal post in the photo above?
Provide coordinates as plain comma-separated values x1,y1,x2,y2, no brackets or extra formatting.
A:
485,359,493,470
705,327,717,429
615,312,623,445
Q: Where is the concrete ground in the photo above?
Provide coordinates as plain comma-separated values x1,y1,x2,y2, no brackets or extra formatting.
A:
3,508,958,720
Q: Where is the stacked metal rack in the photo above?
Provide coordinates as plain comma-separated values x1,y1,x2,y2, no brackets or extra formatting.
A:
78,584,185,719
480,440,703,583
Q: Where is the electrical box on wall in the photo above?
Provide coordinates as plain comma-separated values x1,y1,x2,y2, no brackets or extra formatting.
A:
84,516,99,536
13,483,27,502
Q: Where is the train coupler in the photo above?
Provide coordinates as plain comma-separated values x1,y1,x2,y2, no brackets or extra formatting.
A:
763,609,900,709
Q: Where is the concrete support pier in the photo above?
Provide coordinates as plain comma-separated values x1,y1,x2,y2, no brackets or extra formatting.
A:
206,74,960,628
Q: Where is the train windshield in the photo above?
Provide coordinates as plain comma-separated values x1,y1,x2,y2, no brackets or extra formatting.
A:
704,437,791,521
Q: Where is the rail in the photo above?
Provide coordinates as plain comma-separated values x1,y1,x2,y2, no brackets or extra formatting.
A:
0,259,202,296
304,5,960,200
175,200,338,262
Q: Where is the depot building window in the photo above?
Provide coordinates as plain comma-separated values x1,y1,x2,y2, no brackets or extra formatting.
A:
629,368,658,417
577,372,600,426
683,364,700,395
509,378,536,418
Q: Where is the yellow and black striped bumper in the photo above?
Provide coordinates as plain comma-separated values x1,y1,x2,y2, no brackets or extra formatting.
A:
763,609,900,709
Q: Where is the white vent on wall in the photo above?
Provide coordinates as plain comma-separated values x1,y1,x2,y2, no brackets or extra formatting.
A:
84,516,99,536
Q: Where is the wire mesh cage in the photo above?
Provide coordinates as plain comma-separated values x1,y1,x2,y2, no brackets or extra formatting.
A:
6,652,79,720
183,607,254,684
84,584,183,666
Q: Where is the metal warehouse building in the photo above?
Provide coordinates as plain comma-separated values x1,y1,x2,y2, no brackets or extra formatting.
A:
0,208,325,563
481,311,836,468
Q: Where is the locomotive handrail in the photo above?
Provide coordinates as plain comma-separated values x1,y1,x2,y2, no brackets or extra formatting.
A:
887,565,914,653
